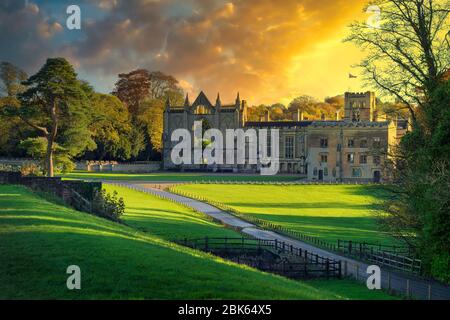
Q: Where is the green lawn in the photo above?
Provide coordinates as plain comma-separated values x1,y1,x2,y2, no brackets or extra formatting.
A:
0,184,395,299
103,184,239,240
172,184,398,246
61,171,300,182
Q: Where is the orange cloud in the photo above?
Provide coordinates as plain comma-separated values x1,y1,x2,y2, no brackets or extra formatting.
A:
1,0,371,105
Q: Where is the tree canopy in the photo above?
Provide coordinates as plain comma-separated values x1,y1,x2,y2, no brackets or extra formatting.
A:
347,0,450,282
3,58,95,176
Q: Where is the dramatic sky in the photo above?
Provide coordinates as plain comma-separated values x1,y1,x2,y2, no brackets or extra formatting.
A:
0,0,370,105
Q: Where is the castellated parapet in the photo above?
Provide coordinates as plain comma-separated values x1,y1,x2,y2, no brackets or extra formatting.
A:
344,91,377,122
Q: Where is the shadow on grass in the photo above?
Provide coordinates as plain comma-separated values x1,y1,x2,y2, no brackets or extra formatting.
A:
225,201,378,210
245,212,397,245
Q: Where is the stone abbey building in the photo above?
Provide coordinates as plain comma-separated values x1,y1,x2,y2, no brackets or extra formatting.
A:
162,91,403,182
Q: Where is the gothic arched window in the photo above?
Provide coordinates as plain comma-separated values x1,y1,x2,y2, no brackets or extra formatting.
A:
193,105,210,114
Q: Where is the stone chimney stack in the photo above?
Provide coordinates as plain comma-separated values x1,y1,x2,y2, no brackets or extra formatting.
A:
292,109,303,121
265,110,270,122
165,96,171,112
335,110,341,121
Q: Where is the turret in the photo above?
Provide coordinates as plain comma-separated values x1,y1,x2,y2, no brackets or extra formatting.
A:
215,93,221,110
184,93,190,110
235,92,241,109
165,96,171,112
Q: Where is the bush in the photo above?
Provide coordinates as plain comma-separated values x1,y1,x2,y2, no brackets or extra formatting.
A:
92,189,125,221
0,163,20,172
19,137,75,174
20,163,42,176
431,252,450,283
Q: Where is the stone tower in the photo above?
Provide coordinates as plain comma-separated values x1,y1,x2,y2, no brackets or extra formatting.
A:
344,91,377,121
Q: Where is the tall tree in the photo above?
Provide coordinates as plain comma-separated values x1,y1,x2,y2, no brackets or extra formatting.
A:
86,92,133,160
0,62,31,157
346,0,450,281
112,69,151,116
112,69,181,116
112,69,183,160
138,90,184,156
3,58,94,176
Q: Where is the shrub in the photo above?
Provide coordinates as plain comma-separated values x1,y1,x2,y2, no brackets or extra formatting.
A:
19,137,75,174
92,189,125,221
0,163,20,172
430,252,450,284
20,163,42,176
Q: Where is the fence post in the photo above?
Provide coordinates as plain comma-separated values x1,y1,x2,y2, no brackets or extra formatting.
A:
428,284,432,300
355,264,359,281
406,279,410,299
387,272,391,292
282,241,285,253
304,250,308,261
326,259,330,280
290,244,293,254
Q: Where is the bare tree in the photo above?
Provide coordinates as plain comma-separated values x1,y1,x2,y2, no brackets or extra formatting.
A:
345,0,449,124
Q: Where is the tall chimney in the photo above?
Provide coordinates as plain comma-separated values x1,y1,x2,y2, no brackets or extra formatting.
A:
265,110,270,122
293,109,302,121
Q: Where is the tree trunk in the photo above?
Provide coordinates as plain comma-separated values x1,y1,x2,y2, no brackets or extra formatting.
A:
46,137,54,177
46,100,58,177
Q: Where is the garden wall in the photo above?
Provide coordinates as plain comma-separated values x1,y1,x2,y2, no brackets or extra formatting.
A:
0,171,102,210
76,161,161,173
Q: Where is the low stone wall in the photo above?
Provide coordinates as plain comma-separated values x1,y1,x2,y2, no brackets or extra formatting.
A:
76,161,161,173
0,171,102,210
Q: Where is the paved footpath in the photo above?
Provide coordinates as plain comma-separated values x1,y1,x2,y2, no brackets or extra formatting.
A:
110,181,450,300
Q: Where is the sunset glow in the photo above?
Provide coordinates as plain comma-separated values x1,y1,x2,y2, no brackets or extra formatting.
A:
0,0,370,104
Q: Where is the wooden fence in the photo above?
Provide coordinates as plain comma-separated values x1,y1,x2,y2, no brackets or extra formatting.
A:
170,188,422,276
178,237,342,280
171,188,340,250
337,240,422,275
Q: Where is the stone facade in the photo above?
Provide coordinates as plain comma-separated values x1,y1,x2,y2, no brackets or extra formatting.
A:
162,91,400,182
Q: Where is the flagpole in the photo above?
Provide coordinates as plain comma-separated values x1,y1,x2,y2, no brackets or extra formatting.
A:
348,73,357,92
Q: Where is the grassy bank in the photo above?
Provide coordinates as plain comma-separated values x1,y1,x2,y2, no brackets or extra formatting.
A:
0,184,395,299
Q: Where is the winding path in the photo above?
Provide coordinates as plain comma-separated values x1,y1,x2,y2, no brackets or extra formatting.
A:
110,181,450,300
